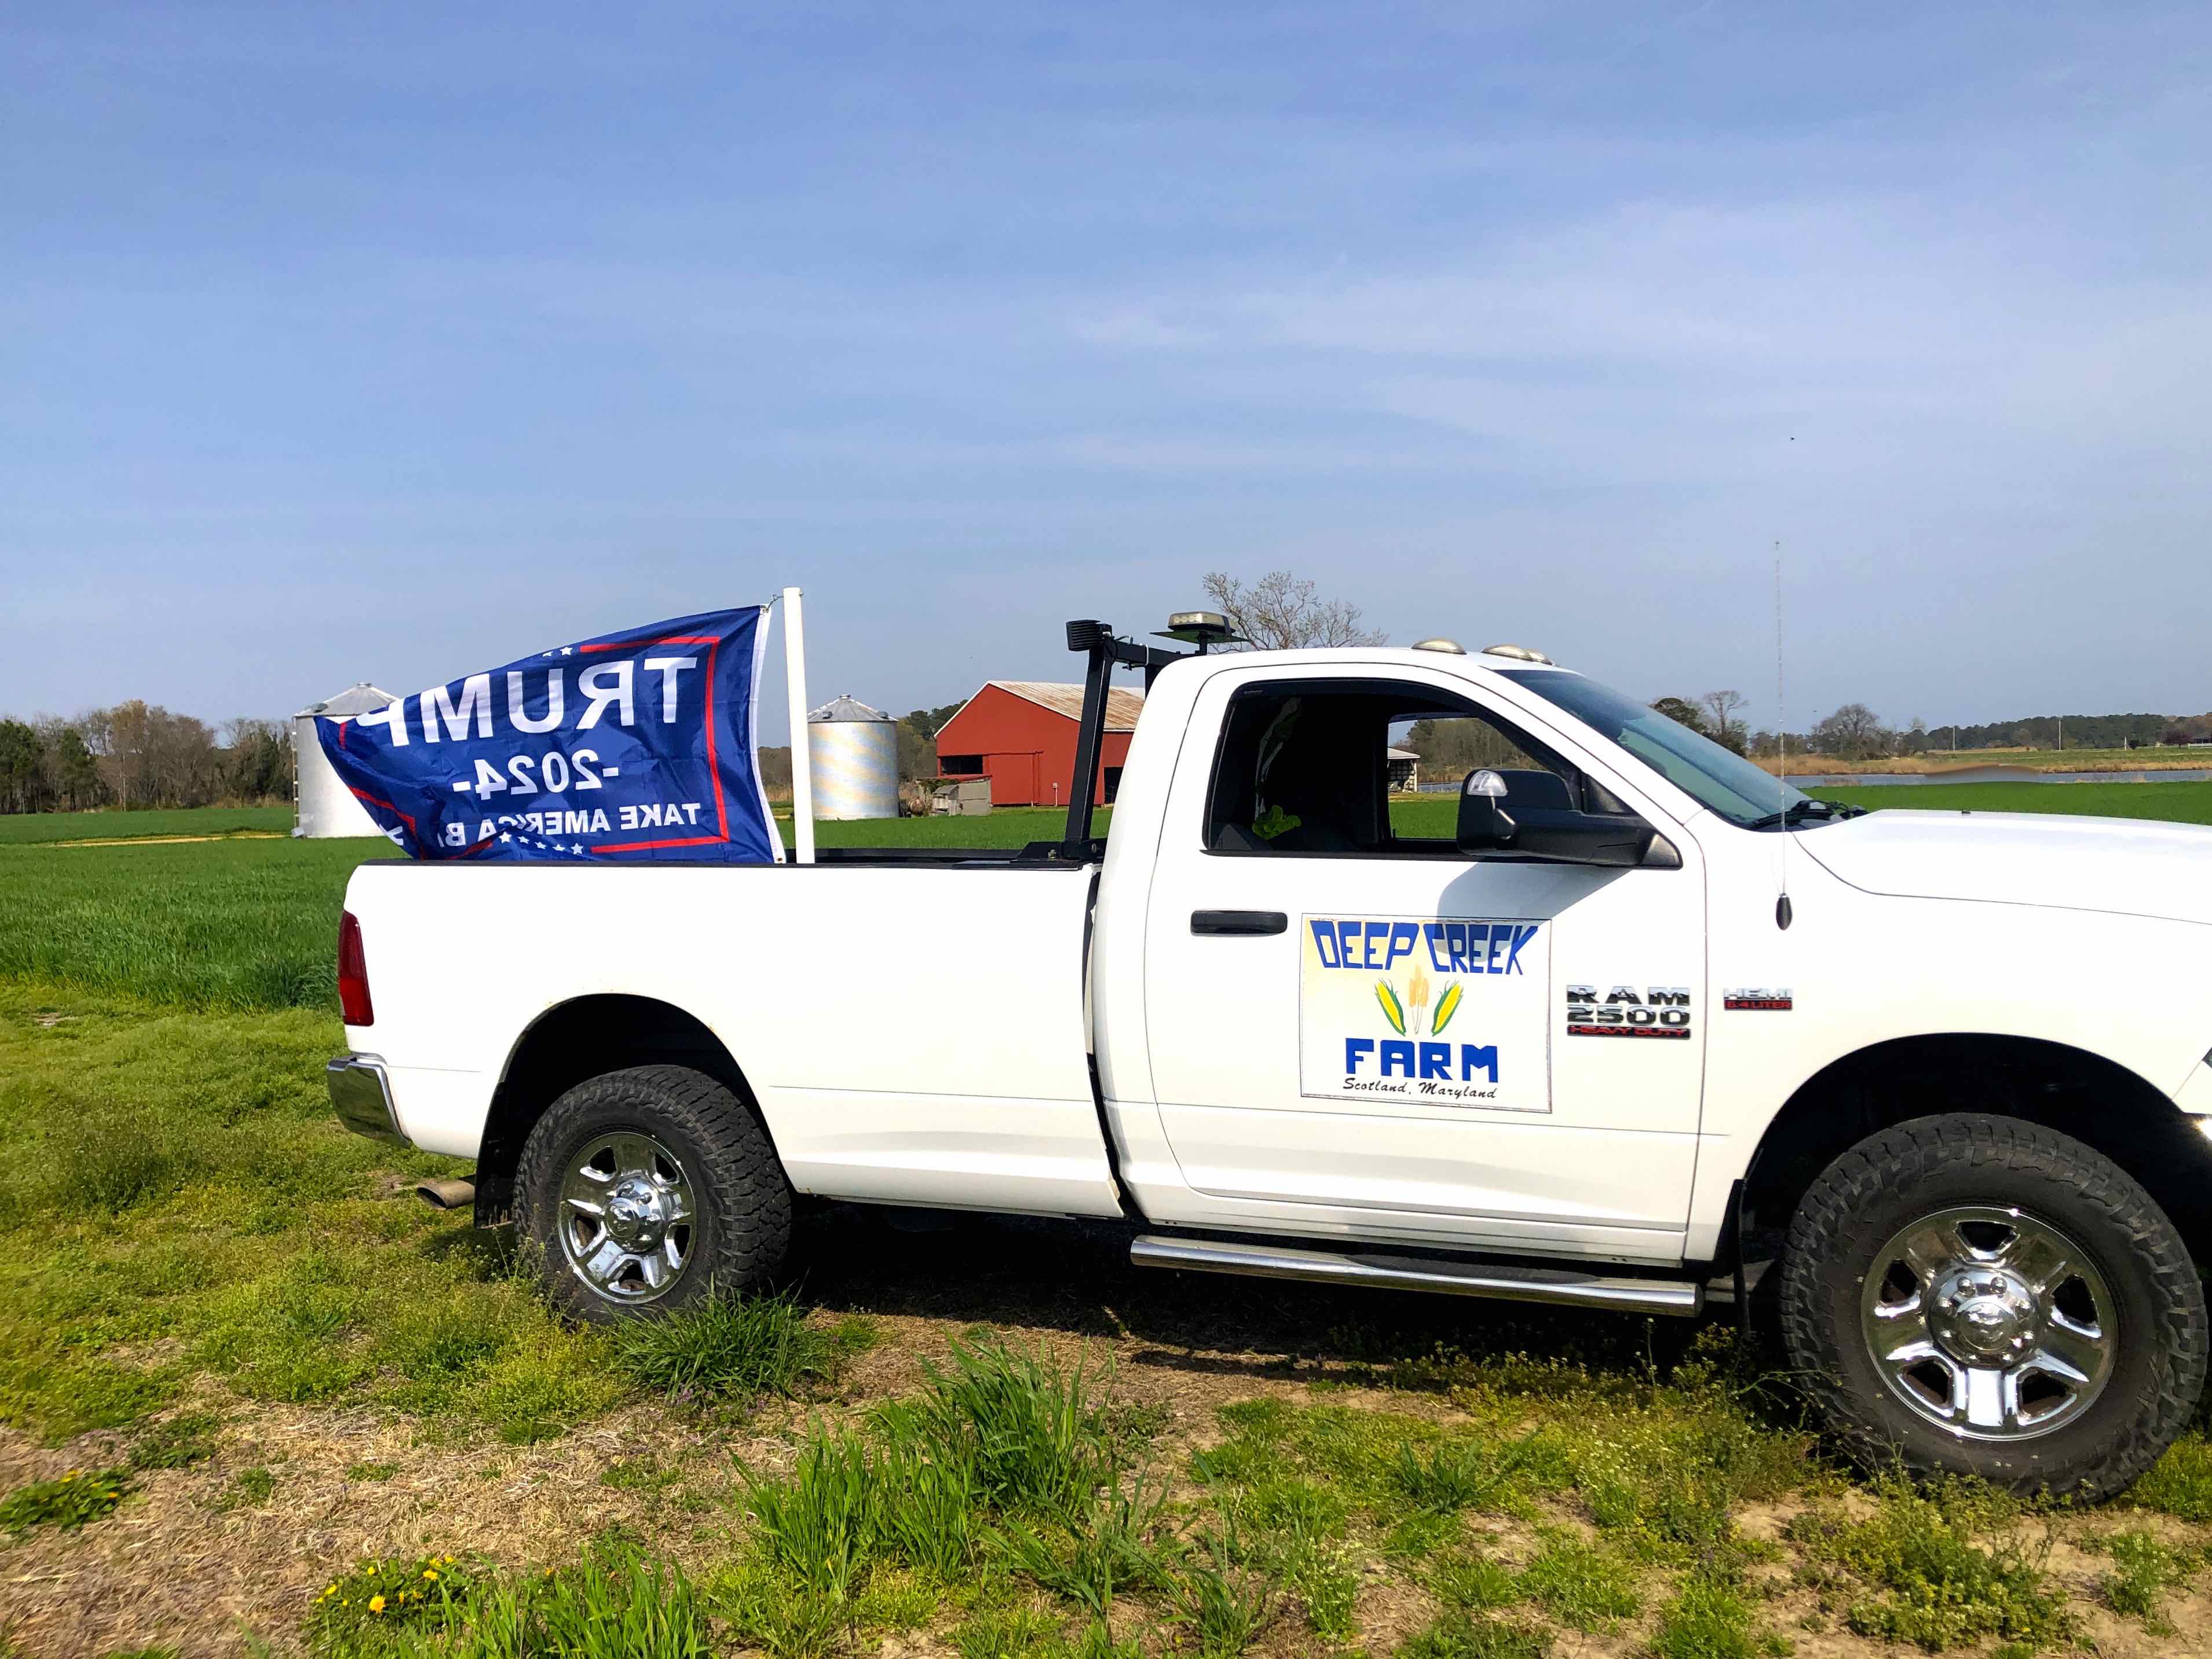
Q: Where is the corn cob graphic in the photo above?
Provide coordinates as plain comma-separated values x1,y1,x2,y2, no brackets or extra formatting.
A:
1375,979,1407,1035
1431,982,1463,1035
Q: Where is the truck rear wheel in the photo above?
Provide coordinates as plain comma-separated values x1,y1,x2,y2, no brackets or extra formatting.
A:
1780,1113,2205,1501
514,1064,791,1323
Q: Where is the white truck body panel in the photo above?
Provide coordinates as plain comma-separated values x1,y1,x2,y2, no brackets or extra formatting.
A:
1118,657,1705,1261
343,643,2212,1277
348,863,1120,1217
1800,809,2212,929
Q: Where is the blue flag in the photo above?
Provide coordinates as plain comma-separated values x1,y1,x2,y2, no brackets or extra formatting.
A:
319,607,782,863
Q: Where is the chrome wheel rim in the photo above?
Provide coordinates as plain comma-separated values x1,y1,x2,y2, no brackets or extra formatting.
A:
1860,1204,2115,1441
557,1130,697,1305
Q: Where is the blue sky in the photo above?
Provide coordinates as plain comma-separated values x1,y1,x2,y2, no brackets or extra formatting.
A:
5,2,2209,739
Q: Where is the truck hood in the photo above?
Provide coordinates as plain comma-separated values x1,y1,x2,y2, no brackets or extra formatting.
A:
1798,810,2212,927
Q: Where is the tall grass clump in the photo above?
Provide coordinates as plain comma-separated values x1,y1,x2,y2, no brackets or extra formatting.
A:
610,1290,841,1404
890,1335,1118,1519
719,1338,1153,1654
988,1472,1175,1616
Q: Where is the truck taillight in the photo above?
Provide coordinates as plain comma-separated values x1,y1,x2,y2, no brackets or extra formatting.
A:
338,910,375,1027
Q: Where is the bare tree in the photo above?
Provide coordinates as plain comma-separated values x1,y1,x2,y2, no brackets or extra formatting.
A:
1650,697,1710,737
1698,690,1749,755
1201,571,1387,650
1809,702,1892,762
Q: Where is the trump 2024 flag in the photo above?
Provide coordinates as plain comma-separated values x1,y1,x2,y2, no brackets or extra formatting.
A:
319,607,783,863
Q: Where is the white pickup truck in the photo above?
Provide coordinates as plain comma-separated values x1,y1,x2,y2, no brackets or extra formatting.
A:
328,620,2212,1501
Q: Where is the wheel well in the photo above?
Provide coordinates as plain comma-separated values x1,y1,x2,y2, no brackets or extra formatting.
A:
1739,1034,2212,1265
473,995,759,1226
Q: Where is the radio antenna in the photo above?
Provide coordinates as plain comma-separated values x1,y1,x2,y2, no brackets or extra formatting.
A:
1774,544,1786,809
1774,543,1793,926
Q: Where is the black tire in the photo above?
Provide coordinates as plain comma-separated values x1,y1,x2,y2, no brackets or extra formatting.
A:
514,1064,792,1324
1780,1113,2206,1500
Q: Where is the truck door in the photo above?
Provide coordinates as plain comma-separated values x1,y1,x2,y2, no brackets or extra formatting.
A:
1139,665,1707,1262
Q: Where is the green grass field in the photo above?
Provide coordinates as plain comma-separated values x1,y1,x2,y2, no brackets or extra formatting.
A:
5,796,2212,1654
2,786,2204,1021
1812,779,2212,823
0,834,400,1010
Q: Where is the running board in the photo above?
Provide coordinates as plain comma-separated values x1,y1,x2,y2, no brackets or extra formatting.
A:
1129,1233,1703,1317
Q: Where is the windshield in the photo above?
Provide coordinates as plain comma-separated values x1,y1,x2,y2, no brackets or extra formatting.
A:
1497,669,1812,828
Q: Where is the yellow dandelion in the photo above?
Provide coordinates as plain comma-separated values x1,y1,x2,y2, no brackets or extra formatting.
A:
423,1568,440,1581
369,1595,386,1614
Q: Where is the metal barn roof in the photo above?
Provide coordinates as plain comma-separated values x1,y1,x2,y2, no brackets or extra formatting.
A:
985,680,1147,731
809,694,892,724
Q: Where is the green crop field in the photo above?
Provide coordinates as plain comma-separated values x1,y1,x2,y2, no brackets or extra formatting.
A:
3,799,2212,1654
1812,779,2212,823
0,833,400,1010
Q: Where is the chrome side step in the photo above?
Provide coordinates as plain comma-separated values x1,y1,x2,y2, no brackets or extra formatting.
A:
1129,1233,1703,1317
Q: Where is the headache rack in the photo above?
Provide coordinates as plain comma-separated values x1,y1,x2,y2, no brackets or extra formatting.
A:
1044,613,1241,863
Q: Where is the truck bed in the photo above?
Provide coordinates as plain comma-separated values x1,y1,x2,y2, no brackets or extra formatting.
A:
343,856,1123,1217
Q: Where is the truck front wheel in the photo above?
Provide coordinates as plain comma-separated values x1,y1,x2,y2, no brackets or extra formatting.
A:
1780,1113,2206,1501
513,1064,792,1323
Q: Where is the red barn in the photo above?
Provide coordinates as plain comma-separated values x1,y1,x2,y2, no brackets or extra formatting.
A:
933,680,1146,807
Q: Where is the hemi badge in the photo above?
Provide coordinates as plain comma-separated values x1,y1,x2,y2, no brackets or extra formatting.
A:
1724,990,1793,1012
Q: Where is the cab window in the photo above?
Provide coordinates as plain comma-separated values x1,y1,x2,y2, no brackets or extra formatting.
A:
1202,679,1589,856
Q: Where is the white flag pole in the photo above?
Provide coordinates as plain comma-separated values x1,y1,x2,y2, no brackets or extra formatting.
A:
781,586,816,866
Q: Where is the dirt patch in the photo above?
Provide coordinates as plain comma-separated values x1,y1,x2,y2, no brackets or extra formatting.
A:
0,1397,762,1657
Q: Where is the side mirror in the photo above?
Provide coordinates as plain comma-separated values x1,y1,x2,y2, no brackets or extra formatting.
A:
1454,769,1518,852
1456,767,1663,868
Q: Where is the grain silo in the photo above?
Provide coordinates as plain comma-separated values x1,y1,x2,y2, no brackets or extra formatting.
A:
294,683,398,838
807,695,898,820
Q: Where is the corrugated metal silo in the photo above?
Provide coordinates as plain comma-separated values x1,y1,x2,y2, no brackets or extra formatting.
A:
807,695,898,820
294,683,398,838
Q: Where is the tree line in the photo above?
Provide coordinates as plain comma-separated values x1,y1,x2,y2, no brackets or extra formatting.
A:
1648,695,2212,763
0,705,291,815
6,564,2200,815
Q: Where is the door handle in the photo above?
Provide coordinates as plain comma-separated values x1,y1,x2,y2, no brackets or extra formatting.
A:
1191,909,1289,936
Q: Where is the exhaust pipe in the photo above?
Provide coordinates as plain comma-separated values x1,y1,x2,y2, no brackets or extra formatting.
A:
415,1177,476,1210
